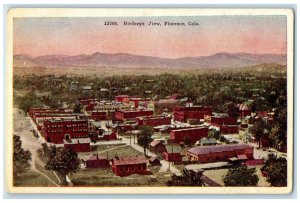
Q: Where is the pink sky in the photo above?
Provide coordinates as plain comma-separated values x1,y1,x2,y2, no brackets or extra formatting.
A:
13,16,287,58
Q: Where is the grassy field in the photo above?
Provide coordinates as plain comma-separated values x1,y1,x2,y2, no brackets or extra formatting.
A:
36,149,62,185
79,144,143,159
13,171,56,187
72,166,170,187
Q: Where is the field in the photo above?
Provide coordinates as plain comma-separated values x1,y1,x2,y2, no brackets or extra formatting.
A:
13,171,57,187
13,66,207,77
79,144,144,159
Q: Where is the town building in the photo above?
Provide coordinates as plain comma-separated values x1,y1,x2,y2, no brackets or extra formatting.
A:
115,109,153,121
111,156,149,177
169,127,209,144
63,138,91,152
173,106,212,123
239,103,251,118
136,115,171,127
196,137,217,146
43,118,89,144
186,144,254,163
82,154,110,168
149,140,166,154
162,145,182,164
154,99,181,114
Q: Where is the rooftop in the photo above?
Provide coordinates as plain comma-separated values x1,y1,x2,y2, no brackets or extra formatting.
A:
112,156,147,166
187,144,253,155
82,154,107,162
63,138,90,144
165,145,182,154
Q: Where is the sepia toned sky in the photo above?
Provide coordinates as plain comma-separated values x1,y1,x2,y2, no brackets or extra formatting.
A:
13,16,287,58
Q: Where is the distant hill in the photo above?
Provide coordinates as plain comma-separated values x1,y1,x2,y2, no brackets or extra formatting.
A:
13,52,287,69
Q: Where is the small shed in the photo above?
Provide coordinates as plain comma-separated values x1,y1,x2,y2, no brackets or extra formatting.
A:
149,156,161,166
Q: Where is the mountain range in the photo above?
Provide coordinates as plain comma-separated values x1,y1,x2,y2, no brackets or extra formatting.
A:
13,52,287,69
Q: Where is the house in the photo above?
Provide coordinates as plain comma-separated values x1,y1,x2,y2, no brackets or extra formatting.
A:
100,131,118,141
173,106,212,123
111,156,149,177
162,145,182,164
63,138,91,152
220,125,239,134
169,127,209,144
43,118,89,144
210,116,237,127
136,115,171,127
239,103,251,118
149,156,161,166
115,109,153,121
82,154,110,168
186,144,254,164
149,140,166,154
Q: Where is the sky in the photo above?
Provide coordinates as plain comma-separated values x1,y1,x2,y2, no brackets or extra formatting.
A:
13,16,287,58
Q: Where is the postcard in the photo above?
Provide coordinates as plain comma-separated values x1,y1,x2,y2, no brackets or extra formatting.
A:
6,8,294,194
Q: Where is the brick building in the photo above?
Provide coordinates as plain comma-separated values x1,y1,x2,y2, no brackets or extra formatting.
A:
82,154,110,168
220,125,239,134
63,138,91,152
162,145,182,164
186,144,254,163
136,115,171,127
43,118,89,144
169,127,209,144
111,156,149,177
149,140,166,154
154,99,181,114
115,109,153,121
210,116,237,127
239,104,251,118
173,106,212,123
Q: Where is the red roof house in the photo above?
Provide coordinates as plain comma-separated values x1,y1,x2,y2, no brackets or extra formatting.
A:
82,154,110,168
111,156,149,177
162,145,182,164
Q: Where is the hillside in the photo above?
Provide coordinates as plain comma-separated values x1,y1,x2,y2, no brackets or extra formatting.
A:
13,52,287,69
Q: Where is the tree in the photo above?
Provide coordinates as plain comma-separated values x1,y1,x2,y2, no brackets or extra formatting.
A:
73,101,82,113
261,154,287,186
45,146,80,184
166,169,204,186
249,118,267,148
208,129,221,140
223,166,259,186
13,135,32,177
17,91,42,114
137,126,153,157
223,102,239,118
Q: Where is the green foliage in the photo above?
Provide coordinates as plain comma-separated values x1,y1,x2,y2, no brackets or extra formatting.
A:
208,129,221,140
73,101,82,113
16,91,43,113
45,146,80,184
269,108,287,151
261,154,287,186
137,126,154,157
223,166,259,186
166,169,204,186
13,135,32,177
14,67,287,113
223,102,240,118
249,118,268,148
